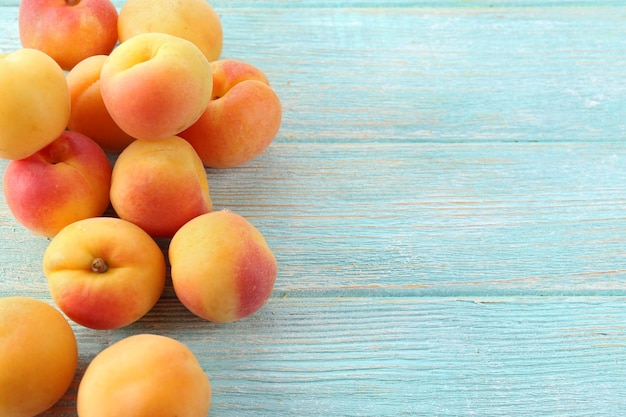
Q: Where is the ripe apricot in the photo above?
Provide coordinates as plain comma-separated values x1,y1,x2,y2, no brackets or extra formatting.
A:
0,296,77,417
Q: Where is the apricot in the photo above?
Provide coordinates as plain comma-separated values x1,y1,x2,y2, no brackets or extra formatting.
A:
180,59,282,168
67,55,136,152
169,210,278,322
18,0,118,70
100,32,213,141
0,48,70,160
118,0,223,62
3,130,113,237
42,217,166,330
109,136,212,238
77,334,211,417
0,296,77,417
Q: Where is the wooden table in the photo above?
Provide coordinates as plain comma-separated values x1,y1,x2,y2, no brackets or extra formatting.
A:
2,1,626,415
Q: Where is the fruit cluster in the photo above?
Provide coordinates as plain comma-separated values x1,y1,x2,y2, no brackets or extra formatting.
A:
0,0,282,416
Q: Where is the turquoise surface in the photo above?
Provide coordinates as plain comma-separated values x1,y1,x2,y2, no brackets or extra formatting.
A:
1,1,625,415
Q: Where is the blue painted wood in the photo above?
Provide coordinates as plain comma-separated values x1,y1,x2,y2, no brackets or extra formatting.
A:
40,296,626,416
206,142,626,297
1,1,626,416
216,5,626,143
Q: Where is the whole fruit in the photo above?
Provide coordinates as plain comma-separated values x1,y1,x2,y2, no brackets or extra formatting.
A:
0,296,78,417
180,59,282,168
77,334,211,417
0,48,70,160
3,130,113,237
169,210,278,322
109,136,212,238
100,32,213,141
18,0,119,70
118,0,223,62
43,217,166,330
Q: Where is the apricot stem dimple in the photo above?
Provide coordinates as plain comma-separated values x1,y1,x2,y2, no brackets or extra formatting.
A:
91,258,108,273
66,0,81,5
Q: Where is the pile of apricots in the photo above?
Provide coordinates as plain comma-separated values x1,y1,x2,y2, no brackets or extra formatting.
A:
0,0,282,416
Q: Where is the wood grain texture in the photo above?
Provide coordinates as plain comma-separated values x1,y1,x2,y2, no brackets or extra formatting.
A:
3,142,625,297
35,297,626,416
1,1,626,416
212,5,626,144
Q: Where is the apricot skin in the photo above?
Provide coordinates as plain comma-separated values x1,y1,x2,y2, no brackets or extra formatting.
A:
66,54,136,152
42,217,166,330
180,59,282,168
0,48,70,160
100,32,213,141
118,0,223,62
109,136,212,238
0,296,77,417
77,334,211,417
3,130,112,237
18,0,118,70
169,210,278,323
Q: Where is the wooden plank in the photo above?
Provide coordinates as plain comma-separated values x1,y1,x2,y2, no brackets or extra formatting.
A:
1,2,626,417
4,1,626,8
37,296,626,417
2,142,626,297
218,6,626,143
0,6,19,52
2,5,626,143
